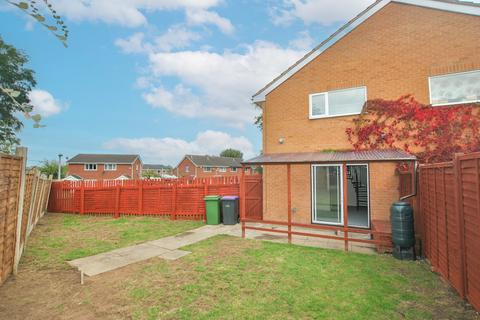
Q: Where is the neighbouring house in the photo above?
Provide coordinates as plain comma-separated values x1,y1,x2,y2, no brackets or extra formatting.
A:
175,155,250,178
246,0,479,233
66,154,142,180
142,164,174,177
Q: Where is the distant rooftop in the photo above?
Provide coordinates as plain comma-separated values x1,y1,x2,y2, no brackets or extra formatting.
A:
186,155,243,168
67,154,140,164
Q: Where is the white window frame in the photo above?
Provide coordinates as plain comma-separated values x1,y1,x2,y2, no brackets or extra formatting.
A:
218,167,227,173
231,167,237,172
185,165,190,173
84,163,97,171
203,166,212,172
104,163,117,171
428,69,480,107
309,86,367,119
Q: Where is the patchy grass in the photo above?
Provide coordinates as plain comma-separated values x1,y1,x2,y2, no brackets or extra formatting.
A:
22,213,203,269
0,214,477,320
126,236,478,320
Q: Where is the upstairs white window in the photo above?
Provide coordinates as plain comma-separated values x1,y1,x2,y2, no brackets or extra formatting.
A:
309,86,367,119
203,167,212,172
429,70,480,106
231,167,237,172
84,163,97,171
104,163,117,171
218,167,226,172
185,165,190,173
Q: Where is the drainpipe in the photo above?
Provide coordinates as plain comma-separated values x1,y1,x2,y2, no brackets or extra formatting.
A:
399,161,418,201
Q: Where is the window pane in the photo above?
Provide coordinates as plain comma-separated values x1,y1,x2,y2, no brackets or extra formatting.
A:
329,87,366,116
313,166,342,224
430,71,480,105
311,93,326,116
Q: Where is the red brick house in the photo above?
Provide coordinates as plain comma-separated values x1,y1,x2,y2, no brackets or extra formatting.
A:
175,155,249,178
245,0,479,233
66,154,142,180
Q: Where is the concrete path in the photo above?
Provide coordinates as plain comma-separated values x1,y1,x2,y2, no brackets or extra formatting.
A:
68,224,237,277
69,222,376,280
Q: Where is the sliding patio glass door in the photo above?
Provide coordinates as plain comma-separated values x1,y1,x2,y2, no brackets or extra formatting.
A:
312,165,343,225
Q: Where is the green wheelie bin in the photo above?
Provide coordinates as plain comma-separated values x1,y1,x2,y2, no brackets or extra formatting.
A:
204,195,221,225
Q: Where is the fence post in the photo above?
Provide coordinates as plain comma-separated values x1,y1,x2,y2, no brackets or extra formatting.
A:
454,153,467,298
287,164,292,244
171,183,177,220
241,165,246,238
115,183,120,219
138,180,143,215
13,147,27,276
27,171,39,236
80,180,85,215
203,182,208,222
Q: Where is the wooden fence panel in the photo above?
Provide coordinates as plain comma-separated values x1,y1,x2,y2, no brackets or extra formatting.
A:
0,149,52,286
0,155,22,283
458,155,480,310
419,153,480,311
48,176,249,221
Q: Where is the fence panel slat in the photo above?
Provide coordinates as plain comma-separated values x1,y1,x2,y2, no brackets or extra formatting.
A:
419,152,480,311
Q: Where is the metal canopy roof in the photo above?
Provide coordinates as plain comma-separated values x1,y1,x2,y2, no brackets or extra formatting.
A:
243,150,416,165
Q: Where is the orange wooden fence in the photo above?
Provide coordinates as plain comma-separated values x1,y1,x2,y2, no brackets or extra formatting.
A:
48,176,262,220
419,152,480,311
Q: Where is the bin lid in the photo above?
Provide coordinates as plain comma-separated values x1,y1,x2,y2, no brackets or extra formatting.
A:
222,196,239,200
204,195,221,200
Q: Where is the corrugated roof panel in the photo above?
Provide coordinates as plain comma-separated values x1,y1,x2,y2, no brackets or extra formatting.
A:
243,150,416,164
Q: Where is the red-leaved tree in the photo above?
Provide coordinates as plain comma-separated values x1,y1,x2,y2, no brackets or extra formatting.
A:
346,95,480,163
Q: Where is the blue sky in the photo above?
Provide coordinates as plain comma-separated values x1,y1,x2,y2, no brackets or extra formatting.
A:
0,0,375,166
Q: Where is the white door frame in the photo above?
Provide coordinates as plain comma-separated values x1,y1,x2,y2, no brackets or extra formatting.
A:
346,164,370,229
311,163,370,228
311,164,344,225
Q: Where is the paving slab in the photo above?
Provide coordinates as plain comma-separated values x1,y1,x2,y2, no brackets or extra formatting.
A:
68,224,237,277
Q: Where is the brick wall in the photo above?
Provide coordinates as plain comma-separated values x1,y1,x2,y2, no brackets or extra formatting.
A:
67,161,141,180
262,162,399,223
263,3,480,154
262,3,479,225
175,157,247,178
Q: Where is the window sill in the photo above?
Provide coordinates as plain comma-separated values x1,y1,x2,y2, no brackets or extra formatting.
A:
431,99,480,107
309,112,362,120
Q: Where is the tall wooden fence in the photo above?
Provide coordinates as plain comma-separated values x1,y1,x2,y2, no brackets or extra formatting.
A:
0,148,52,285
419,152,480,311
48,175,262,220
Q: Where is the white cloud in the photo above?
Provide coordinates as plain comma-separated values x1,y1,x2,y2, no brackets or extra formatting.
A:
142,40,305,127
155,25,201,51
115,32,151,53
50,0,228,28
115,26,201,54
186,9,234,34
270,0,375,26
289,30,314,50
28,89,65,117
142,84,202,118
104,130,254,165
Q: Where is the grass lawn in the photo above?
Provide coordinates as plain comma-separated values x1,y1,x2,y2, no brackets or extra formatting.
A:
24,213,203,269
0,213,477,320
